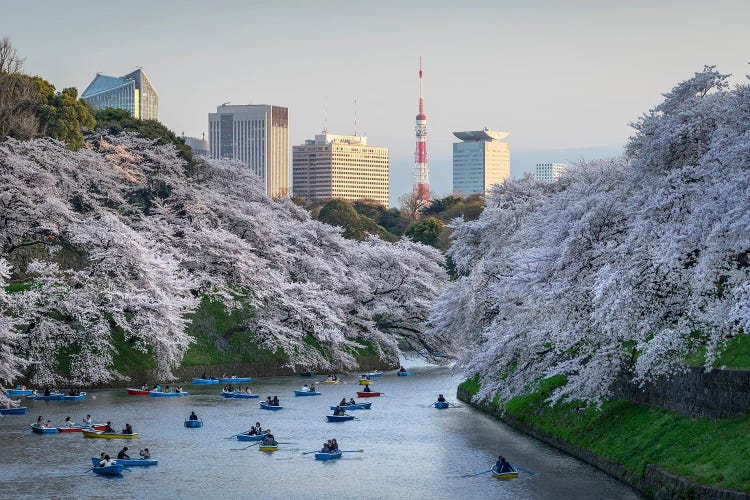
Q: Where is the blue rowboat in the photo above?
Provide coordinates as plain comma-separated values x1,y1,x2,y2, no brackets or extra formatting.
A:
184,419,203,428
397,371,410,376
329,403,371,410
326,415,355,422
91,457,158,467
293,390,321,397
92,464,124,476
315,452,342,460
260,402,283,411
220,391,259,399
149,391,188,397
237,433,266,442
5,389,32,397
220,377,252,383
27,392,65,400
0,406,26,415
299,371,315,377
31,423,57,434
365,372,383,378
192,378,219,384
434,402,449,409
63,392,87,401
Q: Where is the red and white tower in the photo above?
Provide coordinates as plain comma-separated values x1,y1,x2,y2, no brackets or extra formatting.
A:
413,57,430,203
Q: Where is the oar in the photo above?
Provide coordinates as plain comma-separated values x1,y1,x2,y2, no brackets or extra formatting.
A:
448,403,463,408
427,402,435,407
302,450,320,455
83,467,94,474
462,468,494,477
339,449,364,453
224,433,243,439
514,466,535,475
231,442,260,451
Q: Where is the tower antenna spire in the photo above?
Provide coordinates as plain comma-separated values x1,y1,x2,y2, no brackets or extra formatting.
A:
323,97,328,134
413,56,430,206
354,98,358,136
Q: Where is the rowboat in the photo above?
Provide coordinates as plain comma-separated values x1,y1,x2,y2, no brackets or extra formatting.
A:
0,406,26,415
4,389,32,397
91,457,158,467
220,377,252,383
82,430,139,439
367,372,383,378
315,452,342,460
397,371,410,376
259,402,283,411
184,419,203,428
434,402,449,409
259,444,279,452
126,388,150,395
329,403,371,410
299,371,315,377
322,380,339,385
27,392,64,400
326,415,355,422
58,424,107,433
237,433,266,442
492,467,519,480
63,392,87,401
358,379,372,386
356,391,380,398
192,378,220,384
220,391,259,399
31,424,57,434
293,390,321,396
149,390,188,397
92,464,124,476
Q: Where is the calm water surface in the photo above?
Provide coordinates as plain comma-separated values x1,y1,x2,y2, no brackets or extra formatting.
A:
0,363,639,499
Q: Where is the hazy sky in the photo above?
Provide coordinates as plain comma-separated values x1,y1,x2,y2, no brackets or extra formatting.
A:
3,0,749,205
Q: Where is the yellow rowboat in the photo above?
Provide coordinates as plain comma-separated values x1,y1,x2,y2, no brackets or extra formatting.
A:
492,468,518,480
358,379,372,386
259,445,278,452
82,429,139,439
322,380,339,385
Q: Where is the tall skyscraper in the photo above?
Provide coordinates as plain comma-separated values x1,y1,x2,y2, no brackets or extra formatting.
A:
452,129,510,195
535,162,568,182
81,68,158,120
208,104,289,198
293,133,389,207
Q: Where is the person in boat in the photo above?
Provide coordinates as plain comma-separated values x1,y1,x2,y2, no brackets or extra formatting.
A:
117,447,130,459
399,366,406,372
271,396,280,406
495,456,513,473
104,421,116,433
100,452,106,463
300,384,310,393
152,384,159,391
139,448,150,459
326,374,334,382
262,430,276,446
247,425,257,436
333,406,346,416
331,439,339,452
245,387,253,395
99,454,114,467
339,397,348,407
175,385,182,393
363,385,372,393
68,388,76,396
201,372,207,379
121,423,133,434
36,415,44,425
43,387,51,396
83,415,92,426
348,398,357,405
222,373,227,379
65,416,75,427
265,396,273,405
321,441,331,453
309,384,316,392
255,422,262,433
189,411,199,421
141,384,148,391
44,420,53,428
164,385,171,393
437,394,446,403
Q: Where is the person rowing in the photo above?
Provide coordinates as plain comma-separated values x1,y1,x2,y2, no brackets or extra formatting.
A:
437,394,446,403
348,398,357,405
399,366,406,372
339,397,348,407
188,411,199,421
117,447,130,459
64,416,75,427
121,423,133,434
300,384,310,393
332,406,346,416
82,414,92,426
271,396,280,406
262,430,277,446
363,385,372,393
99,454,114,467
104,421,116,433
321,441,331,453
494,455,513,473
247,425,258,436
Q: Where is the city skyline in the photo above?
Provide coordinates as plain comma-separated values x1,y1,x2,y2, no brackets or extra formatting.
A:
3,0,749,205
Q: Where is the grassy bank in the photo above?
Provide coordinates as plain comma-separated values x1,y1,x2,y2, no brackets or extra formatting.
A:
459,377,750,492
685,335,750,370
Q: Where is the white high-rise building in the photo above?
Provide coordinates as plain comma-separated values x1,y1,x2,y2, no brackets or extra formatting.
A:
293,133,389,207
208,104,289,198
535,163,568,183
452,128,510,195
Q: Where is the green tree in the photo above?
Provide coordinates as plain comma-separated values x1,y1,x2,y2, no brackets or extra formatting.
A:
405,217,444,247
318,199,397,241
34,79,95,150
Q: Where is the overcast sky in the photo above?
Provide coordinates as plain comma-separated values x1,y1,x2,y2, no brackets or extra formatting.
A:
3,0,749,205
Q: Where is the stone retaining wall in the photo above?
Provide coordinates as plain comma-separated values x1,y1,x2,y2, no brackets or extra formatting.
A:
457,387,750,500
613,367,750,419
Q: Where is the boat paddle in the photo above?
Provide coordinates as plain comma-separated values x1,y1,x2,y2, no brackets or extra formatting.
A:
448,403,463,408
462,468,494,477
224,433,243,439
514,466,535,475
339,449,364,453
231,442,261,451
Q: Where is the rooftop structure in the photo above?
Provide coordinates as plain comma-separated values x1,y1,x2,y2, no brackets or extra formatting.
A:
81,68,158,120
452,128,510,196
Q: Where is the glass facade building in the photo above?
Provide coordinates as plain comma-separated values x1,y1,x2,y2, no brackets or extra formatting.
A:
535,162,568,182
208,104,289,198
81,69,158,120
452,129,510,196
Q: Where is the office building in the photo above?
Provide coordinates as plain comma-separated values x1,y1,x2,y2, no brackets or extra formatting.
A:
81,68,158,120
535,162,568,182
293,133,389,207
182,134,209,157
208,104,289,198
452,128,510,195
